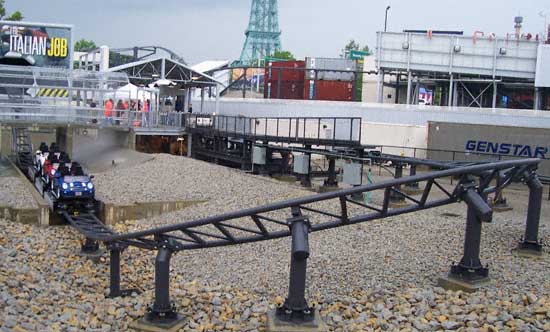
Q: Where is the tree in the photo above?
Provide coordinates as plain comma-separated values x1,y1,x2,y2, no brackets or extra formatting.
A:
343,39,370,57
0,1,6,19
5,10,23,21
74,39,98,52
273,50,295,60
0,1,23,21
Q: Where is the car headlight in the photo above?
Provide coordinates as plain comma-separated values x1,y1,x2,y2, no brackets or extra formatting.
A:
62,183,68,190
69,182,74,187
87,182,94,190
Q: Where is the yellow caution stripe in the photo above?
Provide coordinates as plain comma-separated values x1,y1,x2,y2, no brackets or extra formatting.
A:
37,88,69,98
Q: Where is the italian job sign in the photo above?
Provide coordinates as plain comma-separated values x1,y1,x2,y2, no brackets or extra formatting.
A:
1,21,73,68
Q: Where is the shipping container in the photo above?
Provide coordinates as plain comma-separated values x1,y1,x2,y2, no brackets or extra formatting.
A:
264,81,305,100
265,60,306,82
305,57,357,81
304,80,355,101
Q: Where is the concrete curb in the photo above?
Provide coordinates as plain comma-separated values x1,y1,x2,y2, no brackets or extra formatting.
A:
6,158,50,226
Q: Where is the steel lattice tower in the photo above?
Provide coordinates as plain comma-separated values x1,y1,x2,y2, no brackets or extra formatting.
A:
238,0,282,66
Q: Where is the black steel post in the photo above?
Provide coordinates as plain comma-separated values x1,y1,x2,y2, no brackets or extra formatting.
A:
517,172,543,254
389,164,405,203
301,145,312,187
491,173,510,210
448,188,490,283
323,158,338,187
109,248,121,297
351,149,365,201
276,207,314,323
405,164,420,189
144,246,182,325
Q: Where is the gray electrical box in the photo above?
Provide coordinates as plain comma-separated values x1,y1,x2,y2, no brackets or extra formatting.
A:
252,147,267,165
293,154,310,174
343,162,362,185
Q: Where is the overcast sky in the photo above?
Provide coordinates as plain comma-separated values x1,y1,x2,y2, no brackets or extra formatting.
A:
10,0,550,64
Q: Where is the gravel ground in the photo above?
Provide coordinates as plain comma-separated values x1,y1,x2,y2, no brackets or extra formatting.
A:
0,177,38,209
1,153,549,331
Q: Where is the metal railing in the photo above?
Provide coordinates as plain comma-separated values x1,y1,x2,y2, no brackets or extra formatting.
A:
186,113,362,145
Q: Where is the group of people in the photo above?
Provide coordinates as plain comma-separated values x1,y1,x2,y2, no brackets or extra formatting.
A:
103,98,152,127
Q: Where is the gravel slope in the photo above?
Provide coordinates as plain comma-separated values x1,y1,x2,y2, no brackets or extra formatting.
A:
0,177,38,209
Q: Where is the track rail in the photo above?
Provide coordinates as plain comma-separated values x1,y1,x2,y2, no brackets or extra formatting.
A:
75,159,540,251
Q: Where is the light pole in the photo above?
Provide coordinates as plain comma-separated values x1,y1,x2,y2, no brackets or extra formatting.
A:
384,6,391,32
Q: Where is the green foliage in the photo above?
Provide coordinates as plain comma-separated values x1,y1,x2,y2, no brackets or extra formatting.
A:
272,50,295,60
0,1,23,21
74,39,97,52
0,0,6,19
5,10,22,21
109,51,135,68
344,39,370,56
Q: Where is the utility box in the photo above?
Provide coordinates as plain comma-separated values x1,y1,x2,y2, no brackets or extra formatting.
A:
252,146,267,165
293,154,310,174
343,162,362,185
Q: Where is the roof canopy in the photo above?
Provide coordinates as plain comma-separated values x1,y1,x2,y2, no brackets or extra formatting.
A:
107,57,223,89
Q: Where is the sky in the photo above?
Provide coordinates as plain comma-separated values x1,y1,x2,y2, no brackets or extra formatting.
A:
9,0,550,65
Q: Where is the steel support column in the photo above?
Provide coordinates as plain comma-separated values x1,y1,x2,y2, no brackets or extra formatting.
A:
492,81,498,108
389,164,405,204
275,208,314,323
137,245,185,330
404,164,420,190
323,158,338,188
491,173,511,211
406,71,412,105
516,172,543,255
448,74,454,107
441,188,492,290
301,145,312,188
377,70,385,103
534,88,541,110
107,244,139,298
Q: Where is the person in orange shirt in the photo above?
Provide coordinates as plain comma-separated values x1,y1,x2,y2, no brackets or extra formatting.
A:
104,99,114,126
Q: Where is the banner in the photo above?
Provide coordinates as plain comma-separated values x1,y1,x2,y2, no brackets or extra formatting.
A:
0,21,72,68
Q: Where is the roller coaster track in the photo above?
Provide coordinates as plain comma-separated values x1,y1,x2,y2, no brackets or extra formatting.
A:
70,159,539,251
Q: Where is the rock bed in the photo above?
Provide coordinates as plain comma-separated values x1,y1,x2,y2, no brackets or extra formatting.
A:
1,154,549,331
0,177,38,209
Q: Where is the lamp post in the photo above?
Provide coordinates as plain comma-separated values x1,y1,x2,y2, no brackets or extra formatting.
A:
384,6,391,32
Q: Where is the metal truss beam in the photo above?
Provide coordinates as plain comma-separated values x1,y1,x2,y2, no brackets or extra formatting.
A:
72,159,539,251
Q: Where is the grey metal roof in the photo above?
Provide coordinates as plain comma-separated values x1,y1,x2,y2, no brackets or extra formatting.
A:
107,57,224,88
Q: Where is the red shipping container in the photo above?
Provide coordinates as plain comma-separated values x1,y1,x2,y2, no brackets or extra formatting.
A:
265,60,306,82
264,81,304,100
304,80,354,102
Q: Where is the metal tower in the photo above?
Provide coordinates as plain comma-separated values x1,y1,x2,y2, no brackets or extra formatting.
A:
238,0,282,66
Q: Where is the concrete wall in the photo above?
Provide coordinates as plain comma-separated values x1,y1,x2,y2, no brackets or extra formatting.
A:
427,121,550,176
198,98,550,129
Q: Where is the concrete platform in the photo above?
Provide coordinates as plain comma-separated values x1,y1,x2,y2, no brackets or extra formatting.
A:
437,275,491,293
267,310,327,332
130,314,186,332
512,247,544,259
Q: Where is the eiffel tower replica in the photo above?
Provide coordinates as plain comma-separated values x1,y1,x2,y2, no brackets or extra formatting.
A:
237,0,282,66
